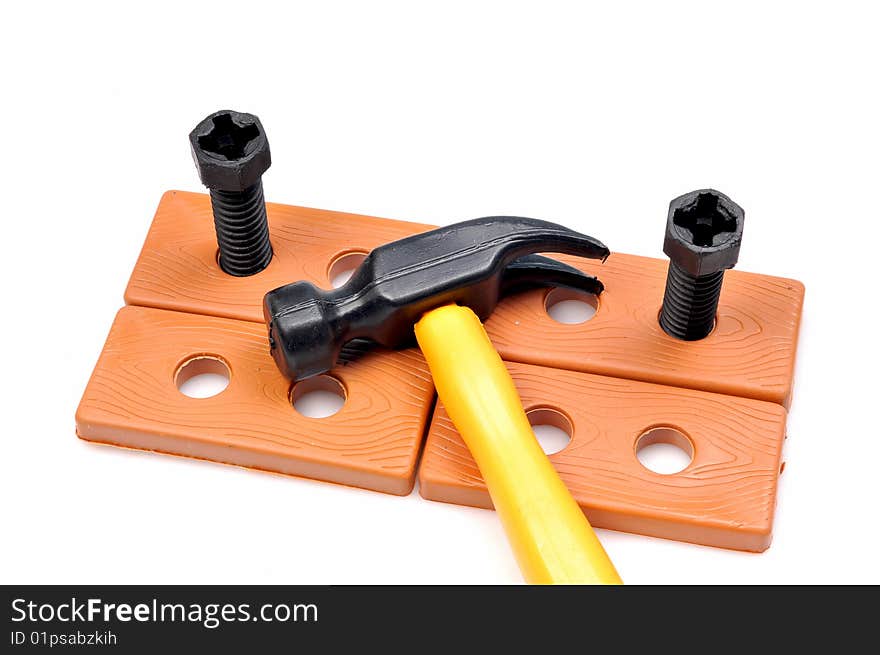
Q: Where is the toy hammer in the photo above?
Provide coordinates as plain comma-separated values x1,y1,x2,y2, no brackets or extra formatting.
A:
264,216,622,584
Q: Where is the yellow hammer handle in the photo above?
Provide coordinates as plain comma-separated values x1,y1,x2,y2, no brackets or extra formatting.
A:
414,304,622,585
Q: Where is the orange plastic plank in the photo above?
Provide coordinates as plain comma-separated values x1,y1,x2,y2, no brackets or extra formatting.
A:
125,190,433,323
485,254,804,407
76,305,435,495
124,191,802,406
419,360,787,551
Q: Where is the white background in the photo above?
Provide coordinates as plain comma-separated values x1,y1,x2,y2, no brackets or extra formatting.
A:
2,1,878,584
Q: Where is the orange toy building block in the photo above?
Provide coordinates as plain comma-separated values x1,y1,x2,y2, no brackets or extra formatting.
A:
124,191,803,406
76,305,435,495
485,256,804,407
419,360,787,551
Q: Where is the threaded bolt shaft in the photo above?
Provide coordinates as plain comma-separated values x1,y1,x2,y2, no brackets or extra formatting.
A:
659,261,723,341
209,181,273,277
189,109,274,278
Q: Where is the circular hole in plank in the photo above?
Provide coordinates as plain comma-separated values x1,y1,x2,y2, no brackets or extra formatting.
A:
545,288,599,324
291,375,347,418
175,355,230,399
328,251,368,288
635,427,694,474
527,407,573,455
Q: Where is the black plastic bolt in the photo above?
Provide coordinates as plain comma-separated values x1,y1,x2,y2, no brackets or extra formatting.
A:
659,189,745,341
189,110,273,276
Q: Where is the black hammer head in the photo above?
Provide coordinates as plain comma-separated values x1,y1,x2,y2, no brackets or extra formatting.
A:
264,216,609,381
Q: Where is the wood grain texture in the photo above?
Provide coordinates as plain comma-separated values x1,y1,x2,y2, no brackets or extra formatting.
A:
418,361,787,551
76,306,435,495
125,190,434,323
124,191,803,406
485,253,804,407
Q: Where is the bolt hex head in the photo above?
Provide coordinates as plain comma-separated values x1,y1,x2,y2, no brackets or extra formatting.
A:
189,110,271,192
663,189,745,277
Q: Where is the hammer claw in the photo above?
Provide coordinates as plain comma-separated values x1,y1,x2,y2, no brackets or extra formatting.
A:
503,254,605,297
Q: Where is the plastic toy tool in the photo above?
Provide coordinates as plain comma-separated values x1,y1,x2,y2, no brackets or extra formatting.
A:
264,217,623,585
77,110,803,584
